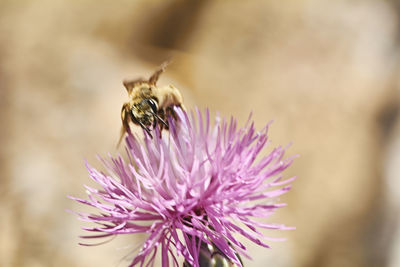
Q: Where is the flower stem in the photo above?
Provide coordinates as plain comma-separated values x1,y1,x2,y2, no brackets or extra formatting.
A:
182,240,241,267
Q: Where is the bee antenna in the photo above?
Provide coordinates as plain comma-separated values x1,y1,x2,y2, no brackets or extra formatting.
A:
138,121,153,138
150,111,169,127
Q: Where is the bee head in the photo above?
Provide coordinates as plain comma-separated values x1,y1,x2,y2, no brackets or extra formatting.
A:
131,98,158,129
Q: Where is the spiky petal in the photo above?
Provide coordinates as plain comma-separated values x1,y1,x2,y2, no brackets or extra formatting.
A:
71,108,296,267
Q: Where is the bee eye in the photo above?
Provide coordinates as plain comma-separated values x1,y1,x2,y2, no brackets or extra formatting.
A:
147,99,158,113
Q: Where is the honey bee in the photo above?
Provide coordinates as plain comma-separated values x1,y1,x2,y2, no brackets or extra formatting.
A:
118,62,184,145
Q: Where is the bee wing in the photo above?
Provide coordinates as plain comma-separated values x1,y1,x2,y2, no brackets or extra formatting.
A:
123,78,146,94
148,60,172,85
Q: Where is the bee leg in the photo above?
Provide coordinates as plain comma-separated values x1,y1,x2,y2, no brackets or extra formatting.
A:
117,126,127,148
153,115,157,129
118,103,132,147
166,106,178,122
179,103,186,112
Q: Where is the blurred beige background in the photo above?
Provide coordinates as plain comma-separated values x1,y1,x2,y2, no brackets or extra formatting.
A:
1,0,400,266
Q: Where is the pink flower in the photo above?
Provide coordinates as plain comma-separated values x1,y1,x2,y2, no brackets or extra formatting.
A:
71,108,296,267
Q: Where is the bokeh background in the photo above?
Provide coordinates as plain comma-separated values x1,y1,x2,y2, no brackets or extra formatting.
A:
1,0,400,266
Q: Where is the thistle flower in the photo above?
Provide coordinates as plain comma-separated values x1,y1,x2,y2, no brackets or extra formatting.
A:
71,108,296,267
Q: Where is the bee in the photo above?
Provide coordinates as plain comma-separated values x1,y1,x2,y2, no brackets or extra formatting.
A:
118,62,184,145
